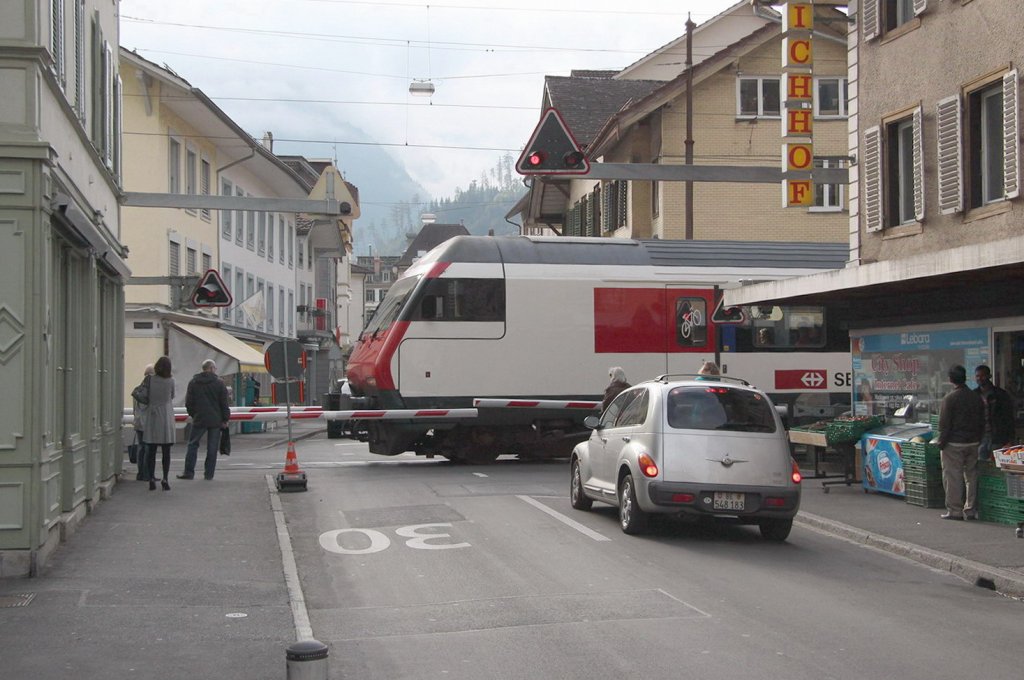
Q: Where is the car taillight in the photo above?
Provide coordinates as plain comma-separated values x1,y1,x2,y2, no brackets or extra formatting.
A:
791,459,802,484
638,453,659,478
764,497,787,507
671,493,695,503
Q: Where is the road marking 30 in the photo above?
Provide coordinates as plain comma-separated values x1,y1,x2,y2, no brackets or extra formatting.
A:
516,495,611,542
319,523,470,555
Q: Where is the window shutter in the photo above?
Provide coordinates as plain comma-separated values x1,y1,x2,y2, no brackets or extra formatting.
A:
74,0,85,119
51,0,65,86
913,0,927,17
912,106,925,222
862,0,879,42
618,180,628,227
936,94,963,214
863,126,883,232
1003,69,1020,200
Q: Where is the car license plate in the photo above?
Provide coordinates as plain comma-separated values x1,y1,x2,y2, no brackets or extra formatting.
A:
712,492,745,511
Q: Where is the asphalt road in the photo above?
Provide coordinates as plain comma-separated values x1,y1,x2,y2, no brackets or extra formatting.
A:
260,438,1022,680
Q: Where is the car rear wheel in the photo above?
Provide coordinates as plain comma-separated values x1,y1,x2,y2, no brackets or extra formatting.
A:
570,459,592,510
759,518,793,542
619,474,649,535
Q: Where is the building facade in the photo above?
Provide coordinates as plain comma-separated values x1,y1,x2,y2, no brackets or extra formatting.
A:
0,0,127,576
512,1,850,244
729,1,1024,432
120,51,358,411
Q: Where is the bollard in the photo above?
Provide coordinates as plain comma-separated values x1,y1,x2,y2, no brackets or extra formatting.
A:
286,639,328,680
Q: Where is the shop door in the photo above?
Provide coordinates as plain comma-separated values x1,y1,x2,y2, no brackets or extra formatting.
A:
993,330,1024,441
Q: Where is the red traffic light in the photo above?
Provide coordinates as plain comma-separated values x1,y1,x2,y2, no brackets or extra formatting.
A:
563,150,585,168
526,151,547,167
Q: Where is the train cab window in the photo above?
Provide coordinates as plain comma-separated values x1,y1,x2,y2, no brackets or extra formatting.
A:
363,276,418,335
411,278,505,322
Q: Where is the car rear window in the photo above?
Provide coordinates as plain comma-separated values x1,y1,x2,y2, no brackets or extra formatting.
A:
666,386,776,433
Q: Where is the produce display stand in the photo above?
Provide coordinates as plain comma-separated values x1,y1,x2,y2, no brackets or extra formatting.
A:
789,415,885,493
991,446,1024,538
788,428,860,492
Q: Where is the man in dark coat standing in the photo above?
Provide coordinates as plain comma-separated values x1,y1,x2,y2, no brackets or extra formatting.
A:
937,365,985,520
974,365,1016,460
179,359,231,480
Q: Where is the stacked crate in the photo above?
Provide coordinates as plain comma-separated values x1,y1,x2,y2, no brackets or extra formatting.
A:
901,440,944,508
825,415,885,445
976,461,1024,525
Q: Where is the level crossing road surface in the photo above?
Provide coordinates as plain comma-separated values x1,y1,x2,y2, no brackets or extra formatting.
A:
262,438,1021,680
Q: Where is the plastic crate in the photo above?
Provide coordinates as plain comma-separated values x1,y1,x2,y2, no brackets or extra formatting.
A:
1006,474,1024,500
901,441,941,465
928,413,940,430
903,466,942,485
904,480,945,508
825,415,885,445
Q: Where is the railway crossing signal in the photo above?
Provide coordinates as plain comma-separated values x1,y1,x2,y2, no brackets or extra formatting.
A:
516,108,590,176
191,269,232,307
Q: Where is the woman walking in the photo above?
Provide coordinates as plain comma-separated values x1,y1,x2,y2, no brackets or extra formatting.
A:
143,356,176,491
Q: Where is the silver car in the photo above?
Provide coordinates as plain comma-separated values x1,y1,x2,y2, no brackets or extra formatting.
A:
570,375,802,540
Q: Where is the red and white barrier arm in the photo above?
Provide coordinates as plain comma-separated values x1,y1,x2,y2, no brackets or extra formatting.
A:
122,405,324,415
473,399,600,410
122,408,478,427
320,408,479,421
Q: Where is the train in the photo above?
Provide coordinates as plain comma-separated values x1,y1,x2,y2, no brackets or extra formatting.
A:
344,235,853,463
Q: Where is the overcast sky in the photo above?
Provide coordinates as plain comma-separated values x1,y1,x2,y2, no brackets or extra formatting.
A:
119,0,742,199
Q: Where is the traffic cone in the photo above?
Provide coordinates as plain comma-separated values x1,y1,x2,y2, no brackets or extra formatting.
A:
275,441,308,492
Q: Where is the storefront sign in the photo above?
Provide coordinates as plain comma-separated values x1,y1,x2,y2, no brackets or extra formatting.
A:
851,328,990,417
781,2,814,208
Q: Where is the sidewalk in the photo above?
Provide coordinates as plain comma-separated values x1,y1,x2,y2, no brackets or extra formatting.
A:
796,473,1024,597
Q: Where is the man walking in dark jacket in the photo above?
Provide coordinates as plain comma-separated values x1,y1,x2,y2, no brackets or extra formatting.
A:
974,365,1016,461
179,360,231,480
937,365,985,520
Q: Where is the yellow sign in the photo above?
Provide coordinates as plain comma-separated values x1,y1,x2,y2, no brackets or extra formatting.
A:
785,180,814,207
785,108,814,137
784,3,814,32
785,143,814,172
783,37,813,69
784,73,813,102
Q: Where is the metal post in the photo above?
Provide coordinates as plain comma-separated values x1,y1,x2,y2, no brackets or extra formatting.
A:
282,343,294,445
684,14,696,240
285,639,328,679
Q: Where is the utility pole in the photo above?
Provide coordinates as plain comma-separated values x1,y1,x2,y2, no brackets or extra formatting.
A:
684,14,696,240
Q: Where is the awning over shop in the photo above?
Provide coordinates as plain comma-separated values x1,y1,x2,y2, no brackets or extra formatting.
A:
169,323,266,378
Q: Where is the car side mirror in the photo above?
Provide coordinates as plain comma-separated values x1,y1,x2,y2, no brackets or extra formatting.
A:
583,415,602,430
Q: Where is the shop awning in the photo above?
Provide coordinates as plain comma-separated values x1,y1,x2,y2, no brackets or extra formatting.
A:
169,323,267,377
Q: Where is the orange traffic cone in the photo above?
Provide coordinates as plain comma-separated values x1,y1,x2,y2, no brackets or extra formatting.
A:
276,441,308,492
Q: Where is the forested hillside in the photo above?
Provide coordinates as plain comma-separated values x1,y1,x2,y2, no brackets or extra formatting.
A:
355,153,527,256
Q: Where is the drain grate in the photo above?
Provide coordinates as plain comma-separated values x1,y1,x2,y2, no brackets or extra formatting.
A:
0,593,35,608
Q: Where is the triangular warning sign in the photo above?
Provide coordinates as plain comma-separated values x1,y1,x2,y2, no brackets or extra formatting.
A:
710,299,746,324
515,108,590,176
191,269,233,307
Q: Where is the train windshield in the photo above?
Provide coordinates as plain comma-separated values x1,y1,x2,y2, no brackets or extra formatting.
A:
362,275,420,337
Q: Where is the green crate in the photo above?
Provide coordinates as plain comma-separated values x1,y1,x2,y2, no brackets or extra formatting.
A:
826,415,885,445
979,508,1024,525
929,414,940,430
905,480,945,508
903,467,942,485
901,441,941,463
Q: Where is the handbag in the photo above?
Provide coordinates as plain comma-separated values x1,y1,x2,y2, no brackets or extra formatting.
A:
131,375,151,405
219,427,231,456
127,443,138,464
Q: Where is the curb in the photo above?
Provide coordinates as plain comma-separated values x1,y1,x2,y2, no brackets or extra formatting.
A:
796,511,1024,598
